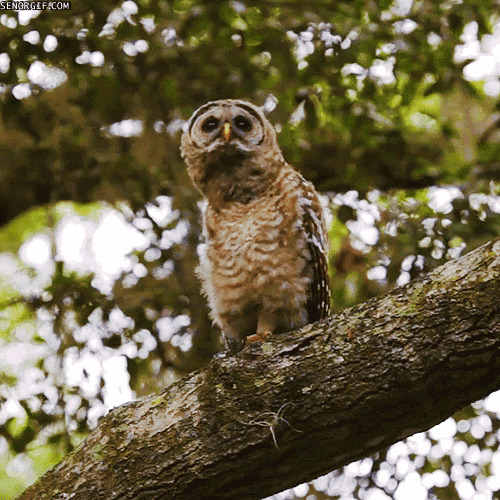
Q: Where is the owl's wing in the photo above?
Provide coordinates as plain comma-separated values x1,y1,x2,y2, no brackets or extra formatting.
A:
299,185,331,323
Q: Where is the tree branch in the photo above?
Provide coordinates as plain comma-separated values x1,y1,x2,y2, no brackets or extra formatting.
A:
21,240,500,500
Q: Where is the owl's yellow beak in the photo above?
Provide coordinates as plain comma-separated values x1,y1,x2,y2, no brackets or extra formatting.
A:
222,122,231,142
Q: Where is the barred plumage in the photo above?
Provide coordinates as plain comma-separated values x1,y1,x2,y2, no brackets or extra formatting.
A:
181,99,330,349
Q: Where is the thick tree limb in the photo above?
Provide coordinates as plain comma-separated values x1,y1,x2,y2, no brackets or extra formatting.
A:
21,240,500,500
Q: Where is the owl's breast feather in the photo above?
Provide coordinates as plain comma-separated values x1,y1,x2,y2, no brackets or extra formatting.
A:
204,191,310,303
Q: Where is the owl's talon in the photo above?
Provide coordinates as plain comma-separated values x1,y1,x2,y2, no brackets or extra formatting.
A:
246,331,272,343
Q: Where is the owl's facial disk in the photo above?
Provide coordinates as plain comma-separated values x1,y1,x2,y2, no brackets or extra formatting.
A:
189,103,265,155
182,100,284,204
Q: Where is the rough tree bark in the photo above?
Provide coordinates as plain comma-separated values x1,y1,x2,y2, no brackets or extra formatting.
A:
21,239,500,500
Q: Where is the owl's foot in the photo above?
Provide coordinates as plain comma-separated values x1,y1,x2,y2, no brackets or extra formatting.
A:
246,331,272,343
223,335,245,353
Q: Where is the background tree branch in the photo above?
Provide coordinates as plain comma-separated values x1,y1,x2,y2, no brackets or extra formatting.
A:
20,239,500,500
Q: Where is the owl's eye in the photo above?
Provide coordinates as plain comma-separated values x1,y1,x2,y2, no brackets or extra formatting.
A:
234,115,252,132
201,117,220,133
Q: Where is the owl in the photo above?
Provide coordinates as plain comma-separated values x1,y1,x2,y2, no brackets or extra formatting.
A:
180,99,330,349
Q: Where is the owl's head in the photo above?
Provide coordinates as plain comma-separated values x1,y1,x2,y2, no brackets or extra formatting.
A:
180,99,284,203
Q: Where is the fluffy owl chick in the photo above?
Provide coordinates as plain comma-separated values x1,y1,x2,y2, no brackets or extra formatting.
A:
181,99,330,349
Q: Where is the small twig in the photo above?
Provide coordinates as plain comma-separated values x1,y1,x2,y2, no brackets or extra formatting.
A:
235,403,302,448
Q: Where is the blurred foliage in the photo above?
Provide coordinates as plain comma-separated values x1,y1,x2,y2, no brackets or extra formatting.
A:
0,0,499,498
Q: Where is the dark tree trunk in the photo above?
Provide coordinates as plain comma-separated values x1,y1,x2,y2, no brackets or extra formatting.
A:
20,239,500,500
